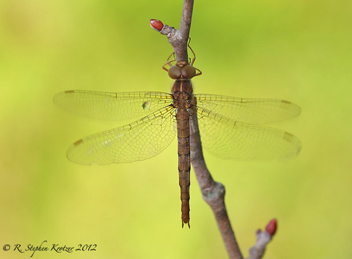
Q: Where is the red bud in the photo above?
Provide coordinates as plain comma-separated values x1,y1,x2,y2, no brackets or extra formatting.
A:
265,218,277,236
150,19,164,31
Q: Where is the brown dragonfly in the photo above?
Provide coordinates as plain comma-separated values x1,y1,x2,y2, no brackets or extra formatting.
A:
54,46,301,228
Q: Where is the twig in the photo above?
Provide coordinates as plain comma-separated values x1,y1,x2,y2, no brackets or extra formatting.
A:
247,219,277,259
150,1,276,258
151,0,193,62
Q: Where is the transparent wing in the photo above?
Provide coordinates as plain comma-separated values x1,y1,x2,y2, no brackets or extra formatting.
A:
194,94,301,124
67,106,176,165
54,90,173,121
195,107,302,160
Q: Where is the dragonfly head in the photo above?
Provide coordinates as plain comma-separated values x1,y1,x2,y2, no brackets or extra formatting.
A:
168,61,196,80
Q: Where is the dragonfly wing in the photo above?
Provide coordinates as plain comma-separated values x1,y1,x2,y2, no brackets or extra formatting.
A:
67,106,176,165
54,90,173,121
194,94,301,124
195,107,302,160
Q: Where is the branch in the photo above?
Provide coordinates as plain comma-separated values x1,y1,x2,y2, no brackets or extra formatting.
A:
150,0,193,62
189,110,243,259
150,1,276,258
247,219,277,259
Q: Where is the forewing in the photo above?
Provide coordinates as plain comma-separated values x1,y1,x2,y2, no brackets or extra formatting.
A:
67,106,176,165
194,94,301,124
54,90,173,121
195,107,302,160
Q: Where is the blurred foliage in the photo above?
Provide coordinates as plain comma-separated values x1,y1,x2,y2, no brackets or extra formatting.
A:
0,0,351,258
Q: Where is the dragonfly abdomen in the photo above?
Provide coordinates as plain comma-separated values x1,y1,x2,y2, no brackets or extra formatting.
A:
176,107,191,228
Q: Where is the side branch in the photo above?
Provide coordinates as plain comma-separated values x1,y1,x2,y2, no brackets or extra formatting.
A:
150,0,193,62
247,219,277,259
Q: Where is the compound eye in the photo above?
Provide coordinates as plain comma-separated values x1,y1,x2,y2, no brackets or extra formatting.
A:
168,66,182,79
181,65,196,79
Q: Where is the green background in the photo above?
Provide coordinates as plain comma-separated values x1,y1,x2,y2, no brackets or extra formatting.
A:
1,0,351,258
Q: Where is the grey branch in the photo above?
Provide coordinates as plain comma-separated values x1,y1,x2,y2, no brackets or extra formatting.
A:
247,231,272,259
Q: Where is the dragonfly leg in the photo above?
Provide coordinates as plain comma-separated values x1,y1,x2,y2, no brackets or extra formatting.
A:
187,39,202,77
194,67,202,77
162,52,176,72
187,39,196,66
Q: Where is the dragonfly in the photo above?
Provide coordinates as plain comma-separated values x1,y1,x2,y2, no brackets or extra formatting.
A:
54,44,301,228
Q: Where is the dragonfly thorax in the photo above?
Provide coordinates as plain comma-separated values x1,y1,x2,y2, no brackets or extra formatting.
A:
171,79,193,96
168,61,196,80
172,92,192,109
